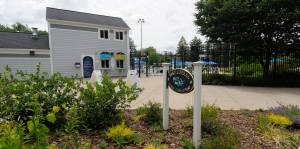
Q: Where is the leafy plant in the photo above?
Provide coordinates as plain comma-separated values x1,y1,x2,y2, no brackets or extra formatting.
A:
270,105,300,126
268,113,293,127
143,143,167,149
106,123,140,146
79,75,139,130
184,105,193,117
180,138,194,149
135,101,162,125
256,114,272,133
0,64,80,130
0,123,24,149
201,105,219,135
64,103,80,134
200,105,240,149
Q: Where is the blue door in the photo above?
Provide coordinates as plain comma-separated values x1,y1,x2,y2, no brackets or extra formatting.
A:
83,56,94,78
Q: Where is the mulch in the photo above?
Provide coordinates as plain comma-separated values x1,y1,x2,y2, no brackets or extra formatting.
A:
50,110,282,149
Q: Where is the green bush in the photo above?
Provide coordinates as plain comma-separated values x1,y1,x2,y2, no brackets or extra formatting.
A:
237,63,262,76
184,105,193,117
106,123,140,146
78,75,139,130
135,101,162,125
0,123,24,149
0,65,80,130
180,138,194,149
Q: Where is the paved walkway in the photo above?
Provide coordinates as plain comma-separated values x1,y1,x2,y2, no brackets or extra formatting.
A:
130,76,300,110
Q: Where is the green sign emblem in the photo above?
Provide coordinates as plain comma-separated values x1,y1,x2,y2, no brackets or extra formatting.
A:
168,69,194,94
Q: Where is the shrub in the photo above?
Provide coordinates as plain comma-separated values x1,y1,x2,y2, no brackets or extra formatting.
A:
268,113,293,127
143,143,167,149
135,101,162,125
270,105,300,126
0,123,24,149
237,63,262,76
0,65,80,130
201,105,219,135
184,105,193,117
256,115,272,133
201,122,240,149
78,75,139,130
180,138,194,149
106,123,140,146
200,105,240,149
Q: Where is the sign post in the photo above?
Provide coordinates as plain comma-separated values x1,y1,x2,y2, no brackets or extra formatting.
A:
162,63,170,130
193,62,202,148
162,62,202,148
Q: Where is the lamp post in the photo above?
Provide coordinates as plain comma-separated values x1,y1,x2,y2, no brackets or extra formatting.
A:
138,18,145,50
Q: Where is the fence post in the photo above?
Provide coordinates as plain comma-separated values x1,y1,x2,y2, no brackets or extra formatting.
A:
233,44,237,81
162,63,170,130
193,62,202,149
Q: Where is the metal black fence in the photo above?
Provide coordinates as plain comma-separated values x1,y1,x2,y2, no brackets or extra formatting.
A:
201,51,300,86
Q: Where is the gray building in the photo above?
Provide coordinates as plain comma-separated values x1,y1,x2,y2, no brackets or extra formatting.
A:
0,7,130,78
0,31,51,75
47,7,130,78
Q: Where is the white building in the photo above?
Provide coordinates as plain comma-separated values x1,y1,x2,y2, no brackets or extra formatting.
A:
0,7,130,78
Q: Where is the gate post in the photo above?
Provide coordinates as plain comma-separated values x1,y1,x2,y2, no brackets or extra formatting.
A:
193,62,202,149
162,63,170,130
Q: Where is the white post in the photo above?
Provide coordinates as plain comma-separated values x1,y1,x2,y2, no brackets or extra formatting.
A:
193,62,202,148
162,63,170,130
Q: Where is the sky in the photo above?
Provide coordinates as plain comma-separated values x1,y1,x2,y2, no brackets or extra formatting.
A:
0,0,205,53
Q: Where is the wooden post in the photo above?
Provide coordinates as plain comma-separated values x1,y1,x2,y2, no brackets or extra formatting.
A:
162,63,170,130
193,62,202,148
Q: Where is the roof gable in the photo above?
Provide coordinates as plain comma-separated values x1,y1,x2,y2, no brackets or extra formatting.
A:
46,7,130,29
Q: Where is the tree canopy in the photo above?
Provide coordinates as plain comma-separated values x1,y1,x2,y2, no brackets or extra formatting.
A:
0,22,48,35
177,36,190,61
195,0,300,77
140,47,163,65
190,37,203,62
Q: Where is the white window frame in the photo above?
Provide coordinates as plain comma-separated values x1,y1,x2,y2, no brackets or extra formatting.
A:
98,28,109,40
114,30,124,41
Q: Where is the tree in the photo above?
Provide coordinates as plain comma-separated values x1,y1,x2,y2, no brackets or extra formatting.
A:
0,22,48,35
141,47,162,65
190,37,203,62
11,22,31,32
129,37,136,54
177,36,190,65
195,0,300,78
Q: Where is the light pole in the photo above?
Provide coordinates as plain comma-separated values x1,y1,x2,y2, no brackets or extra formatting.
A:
138,18,145,77
138,18,145,50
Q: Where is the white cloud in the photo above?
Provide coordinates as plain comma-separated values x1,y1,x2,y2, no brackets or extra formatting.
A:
0,0,206,52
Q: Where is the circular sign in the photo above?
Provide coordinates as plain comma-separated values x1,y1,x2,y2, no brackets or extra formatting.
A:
168,69,194,94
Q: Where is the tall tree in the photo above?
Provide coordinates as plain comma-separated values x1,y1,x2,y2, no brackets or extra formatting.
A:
195,0,300,78
141,47,162,65
11,22,31,32
0,22,48,35
177,36,190,65
129,37,137,54
190,37,203,62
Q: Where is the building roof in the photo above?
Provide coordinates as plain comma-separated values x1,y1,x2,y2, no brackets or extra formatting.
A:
46,7,130,29
0,32,49,50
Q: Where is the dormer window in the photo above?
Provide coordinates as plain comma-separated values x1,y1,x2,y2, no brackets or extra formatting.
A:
99,29,109,39
115,31,123,40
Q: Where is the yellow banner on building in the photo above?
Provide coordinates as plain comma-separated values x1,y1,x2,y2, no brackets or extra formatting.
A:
115,53,125,60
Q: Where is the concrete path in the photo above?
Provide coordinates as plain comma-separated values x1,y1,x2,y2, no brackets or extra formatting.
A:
130,76,300,110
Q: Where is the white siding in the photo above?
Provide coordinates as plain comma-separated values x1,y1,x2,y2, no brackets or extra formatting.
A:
50,26,129,77
0,57,51,75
